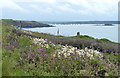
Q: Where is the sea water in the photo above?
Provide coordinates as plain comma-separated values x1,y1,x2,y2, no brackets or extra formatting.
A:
23,24,118,43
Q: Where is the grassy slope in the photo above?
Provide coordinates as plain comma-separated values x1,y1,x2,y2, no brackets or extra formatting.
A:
2,20,119,76
68,35,115,43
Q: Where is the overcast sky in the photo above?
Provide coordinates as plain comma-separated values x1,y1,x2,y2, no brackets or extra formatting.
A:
0,0,119,21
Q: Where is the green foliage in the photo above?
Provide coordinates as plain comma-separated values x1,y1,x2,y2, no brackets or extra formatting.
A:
90,59,100,65
45,49,54,54
2,49,18,76
67,35,115,44
17,36,32,47
68,35,95,40
0,48,2,77
100,38,112,43
80,35,95,39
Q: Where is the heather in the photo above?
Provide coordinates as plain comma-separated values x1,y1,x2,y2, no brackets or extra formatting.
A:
1,21,119,76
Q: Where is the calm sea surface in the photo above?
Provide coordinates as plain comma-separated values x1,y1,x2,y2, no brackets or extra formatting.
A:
23,24,118,43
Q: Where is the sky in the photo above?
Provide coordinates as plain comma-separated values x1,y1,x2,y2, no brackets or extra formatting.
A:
0,0,119,21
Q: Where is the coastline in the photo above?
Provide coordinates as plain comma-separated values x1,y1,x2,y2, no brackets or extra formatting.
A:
21,28,119,53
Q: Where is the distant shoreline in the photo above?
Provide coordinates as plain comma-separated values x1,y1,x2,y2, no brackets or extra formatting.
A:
19,25,54,28
42,21,119,24
1,19,55,28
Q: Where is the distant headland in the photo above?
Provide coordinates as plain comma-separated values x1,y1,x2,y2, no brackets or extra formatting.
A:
42,21,120,25
1,19,54,28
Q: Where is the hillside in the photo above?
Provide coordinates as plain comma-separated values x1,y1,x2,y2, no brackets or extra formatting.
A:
1,19,54,28
1,20,119,76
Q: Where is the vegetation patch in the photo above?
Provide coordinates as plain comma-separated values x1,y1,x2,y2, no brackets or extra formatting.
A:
1,20,119,76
